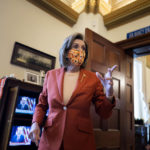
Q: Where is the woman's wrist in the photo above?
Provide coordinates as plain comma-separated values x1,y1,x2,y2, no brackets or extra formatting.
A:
106,94,115,104
106,95,114,101
106,92,114,101
106,91,113,98
106,95,114,100
32,122,40,127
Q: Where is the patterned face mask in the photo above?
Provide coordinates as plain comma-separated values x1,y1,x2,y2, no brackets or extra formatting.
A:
67,49,86,66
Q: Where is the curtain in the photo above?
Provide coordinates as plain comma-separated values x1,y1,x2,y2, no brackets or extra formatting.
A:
134,58,149,123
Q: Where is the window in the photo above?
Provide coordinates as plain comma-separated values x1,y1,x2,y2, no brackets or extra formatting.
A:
134,59,149,123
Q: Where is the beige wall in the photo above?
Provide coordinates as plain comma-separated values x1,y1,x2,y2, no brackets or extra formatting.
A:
1,0,150,80
0,0,73,79
73,12,150,42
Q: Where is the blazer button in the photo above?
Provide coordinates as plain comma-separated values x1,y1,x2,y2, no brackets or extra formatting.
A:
63,106,67,110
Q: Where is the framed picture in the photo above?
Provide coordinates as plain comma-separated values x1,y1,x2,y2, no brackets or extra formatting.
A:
11,42,56,72
24,71,40,85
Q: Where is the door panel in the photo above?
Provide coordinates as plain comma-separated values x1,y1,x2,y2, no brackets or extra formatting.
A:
126,56,134,149
85,28,134,150
92,42,105,64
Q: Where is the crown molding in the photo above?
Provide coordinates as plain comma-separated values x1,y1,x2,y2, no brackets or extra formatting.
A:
27,0,150,28
116,32,150,50
116,32,150,57
103,0,150,29
27,0,79,26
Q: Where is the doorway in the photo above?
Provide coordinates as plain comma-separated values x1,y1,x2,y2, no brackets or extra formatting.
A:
116,32,150,150
134,55,150,150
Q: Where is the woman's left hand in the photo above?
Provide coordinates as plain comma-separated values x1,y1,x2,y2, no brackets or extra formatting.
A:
96,65,118,97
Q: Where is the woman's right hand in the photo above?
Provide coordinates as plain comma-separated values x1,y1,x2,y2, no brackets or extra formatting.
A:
29,122,40,146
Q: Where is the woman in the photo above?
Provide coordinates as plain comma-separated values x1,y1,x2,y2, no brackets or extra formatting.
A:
29,33,117,150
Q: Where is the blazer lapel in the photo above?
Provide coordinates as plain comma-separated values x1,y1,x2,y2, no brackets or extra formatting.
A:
56,67,65,104
67,69,88,105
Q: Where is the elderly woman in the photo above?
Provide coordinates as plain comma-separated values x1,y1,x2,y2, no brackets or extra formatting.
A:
29,33,117,150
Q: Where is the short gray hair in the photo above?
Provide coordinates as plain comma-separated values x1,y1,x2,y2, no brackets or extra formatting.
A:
59,33,88,68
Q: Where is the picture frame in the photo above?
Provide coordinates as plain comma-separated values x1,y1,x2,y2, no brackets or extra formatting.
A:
11,42,56,72
24,71,40,85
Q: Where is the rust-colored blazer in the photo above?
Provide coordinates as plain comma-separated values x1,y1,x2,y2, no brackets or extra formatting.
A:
32,67,115,150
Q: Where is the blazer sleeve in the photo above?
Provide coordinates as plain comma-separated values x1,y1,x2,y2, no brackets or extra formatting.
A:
92,79,116,119
32,72,49,126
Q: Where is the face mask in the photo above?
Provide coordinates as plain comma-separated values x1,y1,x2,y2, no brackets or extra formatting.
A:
68,49,86,66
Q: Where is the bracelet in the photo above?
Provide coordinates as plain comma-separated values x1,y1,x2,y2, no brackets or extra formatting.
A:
106,95,114,100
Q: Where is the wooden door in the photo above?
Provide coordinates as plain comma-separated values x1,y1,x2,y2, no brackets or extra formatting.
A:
85,28,134,150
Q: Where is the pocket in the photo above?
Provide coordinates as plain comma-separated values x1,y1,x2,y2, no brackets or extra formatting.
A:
78,118,93,134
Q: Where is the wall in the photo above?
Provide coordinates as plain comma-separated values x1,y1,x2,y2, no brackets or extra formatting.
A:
0,0,150,80
0,0,73,79
73,12,150,42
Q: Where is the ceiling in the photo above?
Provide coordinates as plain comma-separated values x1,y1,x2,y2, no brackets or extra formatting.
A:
60,0,136,15
27,0,150,28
